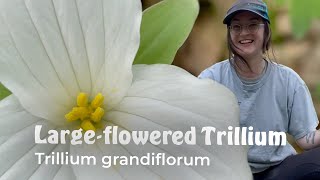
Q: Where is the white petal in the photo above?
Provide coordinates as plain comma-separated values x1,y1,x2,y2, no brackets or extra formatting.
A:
105,113,224,179
0,95,26,145
53,165,76,180
97,0,142,110
69,143,123,180
29,142,73,180
0,95,66,179
105,64,252,179
0,0,74,122
96,137,162,179
0,95,42,137
0,120,56,179
0,0,142,122
0,95,77,180
0,94,21,110
101,123,206,179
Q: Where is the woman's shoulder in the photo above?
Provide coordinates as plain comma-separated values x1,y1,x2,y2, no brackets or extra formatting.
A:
198,59,231,79
270,62,306,87
203,59,230,72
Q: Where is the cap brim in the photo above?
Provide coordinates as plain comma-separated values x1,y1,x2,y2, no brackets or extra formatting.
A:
223,9,270,25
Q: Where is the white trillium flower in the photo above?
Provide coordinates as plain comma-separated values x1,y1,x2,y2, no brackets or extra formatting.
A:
0,0,252,179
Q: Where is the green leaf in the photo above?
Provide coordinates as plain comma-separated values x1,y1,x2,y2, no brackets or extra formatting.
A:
316,83,320,100
0,83,11,100
289,0,311,38
273,0,287,6
289,0,320,39
133,0,199,65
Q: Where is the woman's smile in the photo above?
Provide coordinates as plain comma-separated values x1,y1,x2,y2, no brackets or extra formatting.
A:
230,11,265,58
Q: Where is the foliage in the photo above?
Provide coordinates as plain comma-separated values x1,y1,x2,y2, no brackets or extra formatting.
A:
133,0,199,65
268,0,320,39
289,0,320,38
0,83,11,100
274,0,288,6
316,84,320,100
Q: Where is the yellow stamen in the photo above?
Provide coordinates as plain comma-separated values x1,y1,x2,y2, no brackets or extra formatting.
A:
77,93,88,107
91,107,105,122
91,93,104,109
65,111,78,122
65,92,105,131
72,107,91,120
81,120,96,131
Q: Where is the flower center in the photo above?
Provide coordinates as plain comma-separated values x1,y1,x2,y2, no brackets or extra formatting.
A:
65,93,105,131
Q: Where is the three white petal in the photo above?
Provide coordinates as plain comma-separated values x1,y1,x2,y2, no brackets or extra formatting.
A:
0,0,252,179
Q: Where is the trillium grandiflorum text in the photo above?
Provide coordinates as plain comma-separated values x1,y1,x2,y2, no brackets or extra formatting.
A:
0,0,252,179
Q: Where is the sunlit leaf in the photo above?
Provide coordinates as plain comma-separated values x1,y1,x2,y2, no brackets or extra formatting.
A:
133,0,199,64
273,0,287,6
316,83,320,100
289,0,320,38
0,83,11,100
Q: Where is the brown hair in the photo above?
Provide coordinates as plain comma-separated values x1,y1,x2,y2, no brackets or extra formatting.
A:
227,20,275,71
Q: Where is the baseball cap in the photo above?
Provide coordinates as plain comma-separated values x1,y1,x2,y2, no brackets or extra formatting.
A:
223,0,270,25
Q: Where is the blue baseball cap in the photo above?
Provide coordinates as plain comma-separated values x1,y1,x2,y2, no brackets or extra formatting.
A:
223,0,270,25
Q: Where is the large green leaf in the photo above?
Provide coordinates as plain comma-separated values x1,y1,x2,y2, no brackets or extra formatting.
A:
133,0,199,64
289,0,320,38
0,83,11,100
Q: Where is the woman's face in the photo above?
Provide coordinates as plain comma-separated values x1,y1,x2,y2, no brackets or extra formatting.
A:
230,11,265,59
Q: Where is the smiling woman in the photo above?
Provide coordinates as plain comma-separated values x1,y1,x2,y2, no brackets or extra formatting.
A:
199,0,320,179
